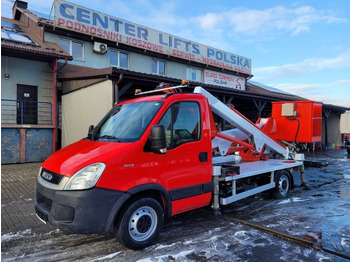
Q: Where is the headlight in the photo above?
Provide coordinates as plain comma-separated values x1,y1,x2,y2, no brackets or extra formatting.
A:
64,163,106,190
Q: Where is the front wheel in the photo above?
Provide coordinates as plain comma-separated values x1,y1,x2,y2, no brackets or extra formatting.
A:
272,170,292,199
116,198,164,250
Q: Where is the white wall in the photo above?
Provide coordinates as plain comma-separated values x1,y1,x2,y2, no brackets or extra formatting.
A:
62,80,113,147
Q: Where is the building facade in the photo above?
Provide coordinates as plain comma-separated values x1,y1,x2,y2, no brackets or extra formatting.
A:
1,0,349,163
1,1,72,163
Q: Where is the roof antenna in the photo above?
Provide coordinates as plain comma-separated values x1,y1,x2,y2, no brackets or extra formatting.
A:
49,0,56,21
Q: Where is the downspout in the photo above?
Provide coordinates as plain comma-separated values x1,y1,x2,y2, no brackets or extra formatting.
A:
50,58,68,152
114,73,123,104
323,109,331,150
52,58,57,153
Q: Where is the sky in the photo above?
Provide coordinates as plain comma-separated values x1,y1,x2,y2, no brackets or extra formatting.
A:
2,0,350,107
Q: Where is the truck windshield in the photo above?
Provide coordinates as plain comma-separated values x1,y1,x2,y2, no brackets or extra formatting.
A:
89,101,163,142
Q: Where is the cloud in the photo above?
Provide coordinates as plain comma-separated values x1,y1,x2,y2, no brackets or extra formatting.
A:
332,79,350,85
193,5,347,37
272,83,320,95
253,50,350,80
268,82,350,107
196,13,225,31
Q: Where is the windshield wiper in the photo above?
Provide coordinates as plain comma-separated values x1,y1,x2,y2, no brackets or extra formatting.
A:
96,135,121,141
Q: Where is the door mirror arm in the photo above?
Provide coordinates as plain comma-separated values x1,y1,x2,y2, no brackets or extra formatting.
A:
88,125,94,139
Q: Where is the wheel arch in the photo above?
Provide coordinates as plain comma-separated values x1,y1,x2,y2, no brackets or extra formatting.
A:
105,183,172,232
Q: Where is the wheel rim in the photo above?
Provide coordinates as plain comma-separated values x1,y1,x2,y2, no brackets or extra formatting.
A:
278,174,289,196
128,206,158,242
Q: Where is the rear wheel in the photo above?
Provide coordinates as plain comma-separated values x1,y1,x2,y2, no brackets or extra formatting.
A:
116,198,164,250
272,170,291,199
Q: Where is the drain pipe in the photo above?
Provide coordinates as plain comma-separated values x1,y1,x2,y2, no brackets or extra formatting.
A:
114,73,123,104
52,58,57,153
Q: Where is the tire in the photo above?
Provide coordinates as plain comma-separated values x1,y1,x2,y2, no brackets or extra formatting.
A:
116,198,164,250
347,148,350,155
272,170,291,199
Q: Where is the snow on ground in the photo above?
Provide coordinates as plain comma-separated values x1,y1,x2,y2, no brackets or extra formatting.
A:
2,150,350,261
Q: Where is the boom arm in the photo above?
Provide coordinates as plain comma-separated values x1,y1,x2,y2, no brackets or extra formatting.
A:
194,86,289,159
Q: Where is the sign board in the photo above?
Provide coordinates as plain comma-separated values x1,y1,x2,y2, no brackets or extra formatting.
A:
54,1,251,75
204,70,245,90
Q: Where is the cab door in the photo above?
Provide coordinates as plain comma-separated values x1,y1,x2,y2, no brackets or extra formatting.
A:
150,99,212,215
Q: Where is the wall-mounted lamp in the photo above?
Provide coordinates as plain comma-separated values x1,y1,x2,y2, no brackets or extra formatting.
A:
5,74,9,80
56,81,63,90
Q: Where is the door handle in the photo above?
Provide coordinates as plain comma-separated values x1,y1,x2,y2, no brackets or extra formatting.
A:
199,152,208,162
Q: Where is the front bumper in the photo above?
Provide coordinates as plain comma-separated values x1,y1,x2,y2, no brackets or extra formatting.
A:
35,181,125,234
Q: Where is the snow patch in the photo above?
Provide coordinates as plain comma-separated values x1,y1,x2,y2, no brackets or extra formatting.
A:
154,242,177,250
343,173,350,180
152,249,195,260
137,258,155,262
2,229,32,242
91,251,121,261
341,237,350,249
233,231,247,237
277,197,308,205
203,236,218,242
183,240,194,245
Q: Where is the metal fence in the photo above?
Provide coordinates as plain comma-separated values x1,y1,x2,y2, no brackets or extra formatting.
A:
1,99,53,125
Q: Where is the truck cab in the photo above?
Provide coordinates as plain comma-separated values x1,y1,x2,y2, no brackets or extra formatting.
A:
35,91,213,249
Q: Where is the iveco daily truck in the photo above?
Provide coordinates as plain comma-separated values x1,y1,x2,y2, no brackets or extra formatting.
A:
35,82,321,249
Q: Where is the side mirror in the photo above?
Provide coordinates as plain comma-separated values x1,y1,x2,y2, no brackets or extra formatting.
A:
149,125,167,154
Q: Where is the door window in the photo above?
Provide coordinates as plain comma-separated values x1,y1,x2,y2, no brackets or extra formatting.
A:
158,102,201,149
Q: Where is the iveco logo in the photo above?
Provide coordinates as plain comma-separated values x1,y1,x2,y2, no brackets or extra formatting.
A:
42,171,53,182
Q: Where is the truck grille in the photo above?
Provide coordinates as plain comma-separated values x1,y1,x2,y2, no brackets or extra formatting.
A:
40,168,63,185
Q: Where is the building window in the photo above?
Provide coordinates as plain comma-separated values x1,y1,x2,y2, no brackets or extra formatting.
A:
110,50,129,68
151,59,165,75
186,67,202,82
59,38,84,61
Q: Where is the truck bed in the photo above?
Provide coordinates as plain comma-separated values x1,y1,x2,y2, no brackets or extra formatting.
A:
212,156,303,204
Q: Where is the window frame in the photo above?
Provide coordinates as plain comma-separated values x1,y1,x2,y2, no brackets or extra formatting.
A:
59,38,84,61
151,59,166,75
110,49,129,68
186,67,202,82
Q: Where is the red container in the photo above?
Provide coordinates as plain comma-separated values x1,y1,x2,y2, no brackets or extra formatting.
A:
270,101,322,143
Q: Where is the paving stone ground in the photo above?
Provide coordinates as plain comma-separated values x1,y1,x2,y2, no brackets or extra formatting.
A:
1,162,55,235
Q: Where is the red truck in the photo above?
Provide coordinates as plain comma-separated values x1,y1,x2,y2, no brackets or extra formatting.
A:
35,82,315,250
